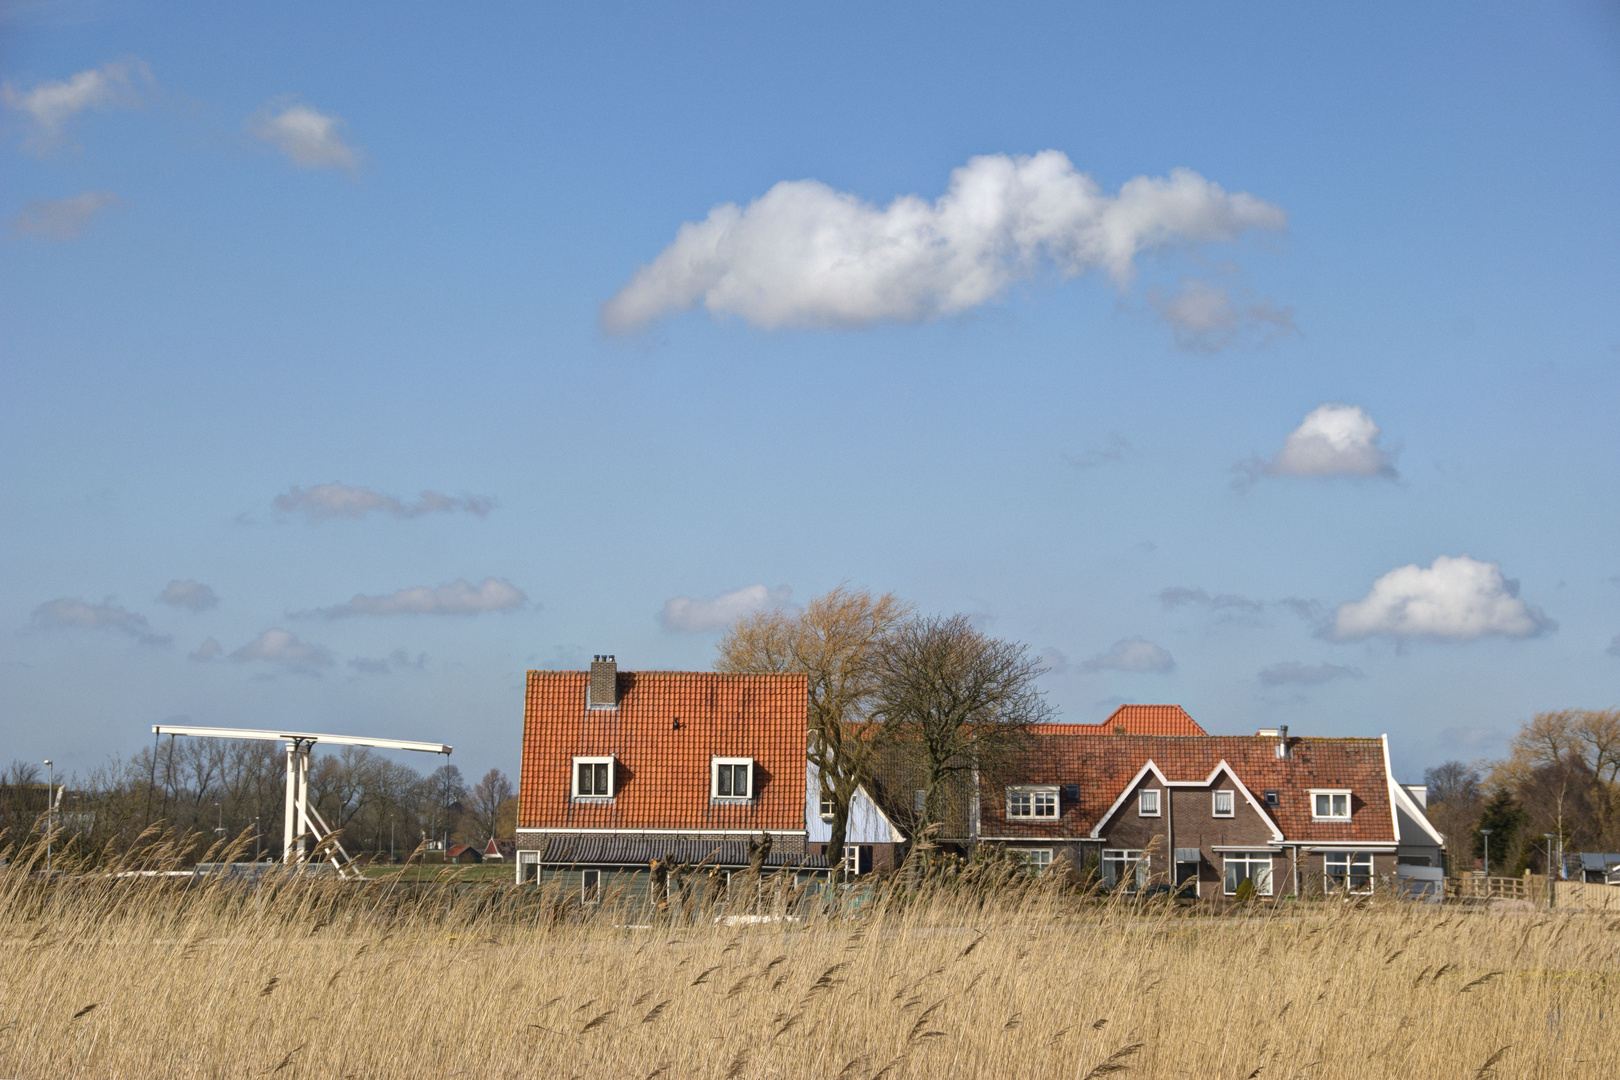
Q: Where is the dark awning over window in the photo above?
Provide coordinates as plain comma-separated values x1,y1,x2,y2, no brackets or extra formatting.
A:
1174,848,1201,863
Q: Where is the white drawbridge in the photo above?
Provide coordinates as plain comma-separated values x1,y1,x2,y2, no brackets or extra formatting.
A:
151,724,452,878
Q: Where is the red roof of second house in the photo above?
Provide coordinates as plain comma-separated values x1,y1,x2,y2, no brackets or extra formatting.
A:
518,669,809,833
1029,704,1207,738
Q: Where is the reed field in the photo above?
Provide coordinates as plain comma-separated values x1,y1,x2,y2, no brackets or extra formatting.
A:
1,835,1615,1079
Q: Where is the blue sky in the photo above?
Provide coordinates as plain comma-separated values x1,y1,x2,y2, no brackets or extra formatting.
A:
3,2,1618,786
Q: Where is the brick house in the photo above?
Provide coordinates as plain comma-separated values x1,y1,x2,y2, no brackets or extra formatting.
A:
966,726,1443,897
513,656,828,895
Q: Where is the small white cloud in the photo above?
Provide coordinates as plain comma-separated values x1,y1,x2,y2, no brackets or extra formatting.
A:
659,584,794,633
1607,633,1620,658
229,628,333,673
1244,404,1398,483
1259,661,1363,686
1039,647,1070,674
602,151,1286,333
2,57,152,152
1332,555,1554,642
1079,637,1175,673
29,597,169,645
348,649,428,675
1148,277,1296,352
158,579,219,612
9,191,121,241
272,482,494,521
189,637,222,662
1159,587,1265,615
1064,433,1129,471
248,97,361,171
313,577,527,618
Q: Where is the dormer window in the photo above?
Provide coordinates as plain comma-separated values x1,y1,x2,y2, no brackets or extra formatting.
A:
1007,785,1059,819
1212,790,1235,817
1311,789,1351,820
712,757,754,801
573,756,614,799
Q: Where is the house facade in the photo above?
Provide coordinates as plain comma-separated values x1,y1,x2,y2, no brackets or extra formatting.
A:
514,657,826,894
514,657,1441,899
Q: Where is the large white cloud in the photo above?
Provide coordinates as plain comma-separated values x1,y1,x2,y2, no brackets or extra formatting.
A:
273,482,494,520
1332,555,1554,642
1079,637,1176,673
29,597,169,645
312,578,528,618
9,191,122,241
229,629,333,672
1251,404,1398,481
659,584,794,633
602,151,1286,333
2,58,152,151
248,98,361,171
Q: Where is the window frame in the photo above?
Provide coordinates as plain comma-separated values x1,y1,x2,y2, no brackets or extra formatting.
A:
818,795,835,821
1263,789,1280,809
1138,788,1161,818
1323,851,1374,894
1222,852,1274,896
1012,848,1054,875
1101,848,1148,893
571,756,615,800
1309,789,1352,821
711,757,755,802
1006,784,1060,820
1212,789,1235,818
581,868,601,903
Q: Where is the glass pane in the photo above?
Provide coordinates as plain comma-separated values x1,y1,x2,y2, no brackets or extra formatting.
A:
577,763,591,795
736,765,749,798
1315,794,1327,816
594,763,609,795
1335,795,1348,816
1256,861,1272,894
1225,862,1240,893
717,765,732,797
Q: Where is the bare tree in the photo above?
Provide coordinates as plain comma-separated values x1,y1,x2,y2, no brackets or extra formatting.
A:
873,614,1052,835
716,584,912,862
467,768,515,844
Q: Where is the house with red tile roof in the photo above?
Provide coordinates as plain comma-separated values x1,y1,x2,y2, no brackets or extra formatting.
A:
514,656,827,894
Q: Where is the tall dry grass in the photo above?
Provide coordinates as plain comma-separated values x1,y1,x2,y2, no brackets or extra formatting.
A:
1,831,1615,1079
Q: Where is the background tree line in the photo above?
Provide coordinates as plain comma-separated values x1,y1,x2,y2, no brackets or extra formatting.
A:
716,584,1053,858
0,743,516,864
1424,707,1620,876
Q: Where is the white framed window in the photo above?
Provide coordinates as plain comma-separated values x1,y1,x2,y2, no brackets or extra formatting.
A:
1310,790,1351,821
581,868,600,903
1102,849,1147,893
842,844,868,879
818,796,834,821
1138,789,1161,817
572,756,614,799
1212,789,1235,817
517,849,540,884
1223,852,1273,896
712,757,754,800
1324,852,1374,894
1013,849,1053,874
1007,785,1059,819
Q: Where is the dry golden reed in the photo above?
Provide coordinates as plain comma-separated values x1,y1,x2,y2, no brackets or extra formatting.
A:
1,832,1616,1079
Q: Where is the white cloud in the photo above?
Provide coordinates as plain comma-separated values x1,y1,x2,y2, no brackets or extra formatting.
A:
1148,277,1296,352
9,191,121,241
1332,555,1554,642
1607,633,1620,658
1247,404,1398,482
1064,433,1129,471
2,58,152,151
312,578,527,618
659,584,794,633
29,597,169,645
602,151,1286,333
1159,587,1265,615
348,649,428,675
158,579,219,612
248,98,361,171
1038,647,1070,674
189,637,222,662
229,628,333,672
1079,637,1176,673
273,482,494,520
1259,661,1363,686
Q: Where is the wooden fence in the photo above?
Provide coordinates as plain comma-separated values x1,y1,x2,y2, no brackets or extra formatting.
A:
1554,879,1620,913
1445,875,1620,911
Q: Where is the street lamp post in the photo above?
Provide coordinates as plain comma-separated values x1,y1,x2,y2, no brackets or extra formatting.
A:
1479,828,1493,898
43,759,53,874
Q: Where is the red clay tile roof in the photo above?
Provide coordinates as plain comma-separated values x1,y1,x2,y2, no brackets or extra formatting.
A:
519,670,808,833
985,734,1394,844
1028,704,1206,738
